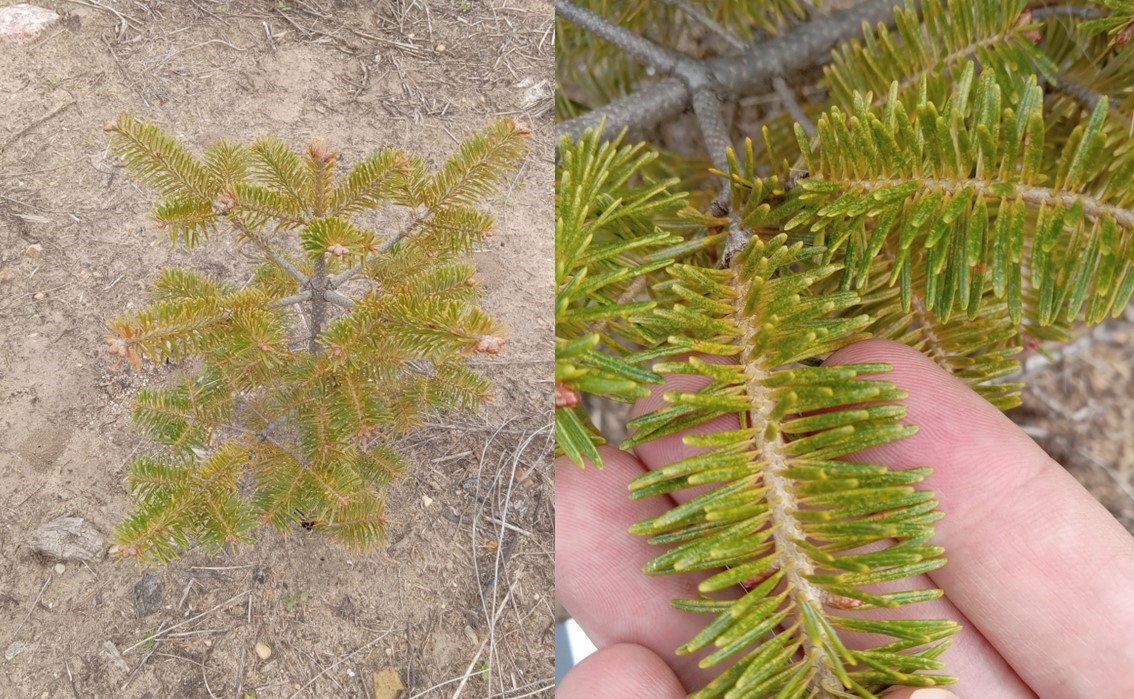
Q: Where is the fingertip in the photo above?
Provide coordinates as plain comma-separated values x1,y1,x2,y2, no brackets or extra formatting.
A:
558,643,686,699
884,688,961,699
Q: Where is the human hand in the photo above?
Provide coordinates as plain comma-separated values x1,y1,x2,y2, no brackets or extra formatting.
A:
556,339,1134,699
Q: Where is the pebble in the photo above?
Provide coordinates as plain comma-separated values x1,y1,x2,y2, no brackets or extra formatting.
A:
435,44,445,52
0,4,60,46
4,641,24,661
33,292,45,301
30,516,105,562
254,641,272,660
25,244,42,257
421,494,434,507
133,572,163,618
53,563,65,574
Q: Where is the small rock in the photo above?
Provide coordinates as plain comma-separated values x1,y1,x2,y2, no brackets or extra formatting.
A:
30,517,105,562
102,641,129,674
254,641,272,660
33,292,45,301
373,669,405,699
53,563,65,575
422,494,434,507
133,572,163,618
25,244,42,257
4,641,24,661
0,4,61,46
435,43,445,52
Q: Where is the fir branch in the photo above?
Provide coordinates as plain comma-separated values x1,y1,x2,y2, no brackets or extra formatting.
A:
625,234,957,696
324,289,357,308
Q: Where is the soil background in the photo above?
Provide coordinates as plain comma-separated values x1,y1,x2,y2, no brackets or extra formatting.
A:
0,1,554,697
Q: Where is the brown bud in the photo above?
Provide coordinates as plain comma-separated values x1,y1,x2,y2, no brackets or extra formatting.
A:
104,337,129,357
740,568,776,590
307,142,336,164
464,278,477,287
327,243,350,258
1118,25,1133,45
102,120,116,133
513,120,532,137
219,191,237,211
554,382,580,409
474,335,507,355
821,591,864,610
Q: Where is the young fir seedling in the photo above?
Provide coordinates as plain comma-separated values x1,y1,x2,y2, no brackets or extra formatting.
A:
103,114,528,565
557,1,1134,696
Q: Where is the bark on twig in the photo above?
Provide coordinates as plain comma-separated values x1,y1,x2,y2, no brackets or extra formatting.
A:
308,255,327,352
556,0,897,142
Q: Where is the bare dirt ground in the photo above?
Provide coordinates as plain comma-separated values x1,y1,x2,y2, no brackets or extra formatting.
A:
0,1,554,697
1009,313,1134,534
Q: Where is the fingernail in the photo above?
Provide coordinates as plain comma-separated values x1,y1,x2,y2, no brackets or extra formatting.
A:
910,690,960,699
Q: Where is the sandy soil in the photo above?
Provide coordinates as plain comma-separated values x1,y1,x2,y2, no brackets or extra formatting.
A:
0,1,553,697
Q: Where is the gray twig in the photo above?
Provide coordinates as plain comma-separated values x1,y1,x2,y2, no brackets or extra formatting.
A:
0,102,75,155
555,0,682,73
659,0,746,51
8,575,50,641
556,0,896,142
286,631,393,699
324,289,357,308
268,290,313,308
773,75,816,137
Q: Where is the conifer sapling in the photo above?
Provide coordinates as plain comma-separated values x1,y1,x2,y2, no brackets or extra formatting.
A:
102,114,529,565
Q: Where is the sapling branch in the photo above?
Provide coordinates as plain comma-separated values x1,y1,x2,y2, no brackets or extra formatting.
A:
658,0,746,51
324,289,357,309
268,290,312,308
556,0,897,141
557,3,1134,697
554,0,682,73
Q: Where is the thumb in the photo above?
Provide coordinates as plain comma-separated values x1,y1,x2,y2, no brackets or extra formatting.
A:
883,689,961,699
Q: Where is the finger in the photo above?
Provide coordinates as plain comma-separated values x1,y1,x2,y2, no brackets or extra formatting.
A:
556,447,730,690
629,355,1032,694
558,642,686,699
884,688,961,699
827,339,1134,698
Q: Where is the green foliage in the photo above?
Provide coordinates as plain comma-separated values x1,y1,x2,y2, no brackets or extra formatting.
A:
1082,0,1134,41
624,234,958,697
824,0,1054,112
554,126,705,467
104,113,528,565
558,2,1134,697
